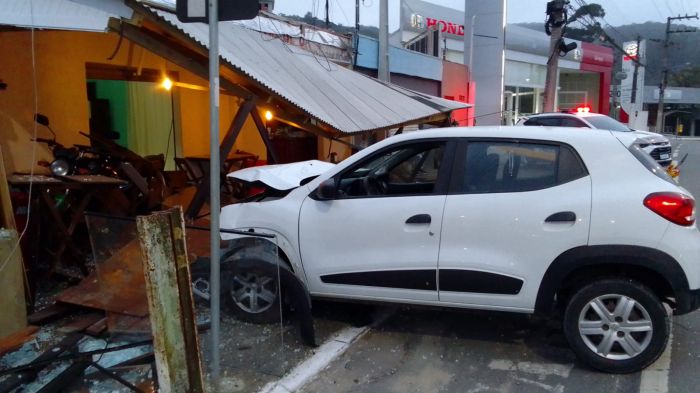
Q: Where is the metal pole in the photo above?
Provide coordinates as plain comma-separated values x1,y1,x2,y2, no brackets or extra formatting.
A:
468,15,476,76
655,17,670,133
378,0,389,82
207,0,221,386
325,0,330,28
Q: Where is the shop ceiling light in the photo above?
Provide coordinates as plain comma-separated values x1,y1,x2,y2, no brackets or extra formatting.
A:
265,110,274,121
161,77,173,91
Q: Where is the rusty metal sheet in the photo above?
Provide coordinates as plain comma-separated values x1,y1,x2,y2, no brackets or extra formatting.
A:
57,240,149,317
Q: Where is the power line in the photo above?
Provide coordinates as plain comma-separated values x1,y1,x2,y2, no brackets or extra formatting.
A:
648,0,666,20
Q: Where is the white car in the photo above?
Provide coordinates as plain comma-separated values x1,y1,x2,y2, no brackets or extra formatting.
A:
216,126,699,373
516,112,673,166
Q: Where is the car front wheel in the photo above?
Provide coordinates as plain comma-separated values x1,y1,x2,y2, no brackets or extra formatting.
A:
563,278,670,373
224,264,282,324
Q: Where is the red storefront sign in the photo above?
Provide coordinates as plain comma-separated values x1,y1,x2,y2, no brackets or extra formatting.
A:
426,17,465,36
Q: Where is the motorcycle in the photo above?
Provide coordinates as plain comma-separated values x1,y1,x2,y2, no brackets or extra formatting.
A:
33,113,120,178
32,113,166,213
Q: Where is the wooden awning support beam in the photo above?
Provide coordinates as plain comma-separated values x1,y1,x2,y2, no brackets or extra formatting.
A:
185,98,254,219
250,110,279,165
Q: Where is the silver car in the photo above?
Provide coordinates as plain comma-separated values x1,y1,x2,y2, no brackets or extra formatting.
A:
516,113,673,166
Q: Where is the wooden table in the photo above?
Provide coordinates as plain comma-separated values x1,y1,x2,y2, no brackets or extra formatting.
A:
8,174,127,276
182,152,257,218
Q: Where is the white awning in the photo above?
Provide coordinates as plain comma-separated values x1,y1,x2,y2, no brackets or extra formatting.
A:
0,0,131,32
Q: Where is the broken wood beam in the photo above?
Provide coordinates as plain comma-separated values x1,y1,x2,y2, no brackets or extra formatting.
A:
84,317,108,337
0,325,39,357
26,303,71,326
136,207,203,393
57,313,105,334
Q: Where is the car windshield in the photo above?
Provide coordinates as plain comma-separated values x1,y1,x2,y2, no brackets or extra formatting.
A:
584,115,632,132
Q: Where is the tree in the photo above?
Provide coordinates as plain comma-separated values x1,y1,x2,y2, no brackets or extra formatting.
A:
669,66,700,87
567,3,605,25
563,3,607,43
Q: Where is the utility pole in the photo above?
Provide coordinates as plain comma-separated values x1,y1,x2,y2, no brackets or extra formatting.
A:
543,0,568,112
378,0,389,82
655,13,698,133
324,0,329,28
353,0,360,68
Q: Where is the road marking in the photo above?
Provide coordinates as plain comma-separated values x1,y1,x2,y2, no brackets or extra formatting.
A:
512,376,565,393
256,325,369,393
639,323,673,393
257,309,395,393
488,359,573,378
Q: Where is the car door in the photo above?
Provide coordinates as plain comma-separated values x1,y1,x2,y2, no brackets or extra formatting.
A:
299,140,454,302
438,139,591,311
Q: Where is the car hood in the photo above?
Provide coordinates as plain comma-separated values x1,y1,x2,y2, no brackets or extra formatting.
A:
227,159,336,190
632,130,669,144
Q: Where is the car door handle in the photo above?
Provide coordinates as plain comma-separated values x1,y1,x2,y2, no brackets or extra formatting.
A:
545,211,576,223
406,214,431,224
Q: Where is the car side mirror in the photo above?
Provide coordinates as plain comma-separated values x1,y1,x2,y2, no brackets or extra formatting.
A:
315,179,336,200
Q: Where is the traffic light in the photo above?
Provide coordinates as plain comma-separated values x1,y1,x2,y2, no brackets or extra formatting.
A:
558,39,578,55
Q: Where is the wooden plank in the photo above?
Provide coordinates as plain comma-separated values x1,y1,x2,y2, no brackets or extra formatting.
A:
0,229,27,338
0,325,39,356
84,317,108,337
0,146,16,230
57,313,105,334
136,207,203,393
26,303,71,326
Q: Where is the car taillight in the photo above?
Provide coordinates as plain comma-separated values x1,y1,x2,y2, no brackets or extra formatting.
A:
644,192,695,226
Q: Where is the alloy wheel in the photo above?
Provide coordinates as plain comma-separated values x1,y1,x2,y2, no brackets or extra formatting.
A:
578,294,653,360
231,272,277,314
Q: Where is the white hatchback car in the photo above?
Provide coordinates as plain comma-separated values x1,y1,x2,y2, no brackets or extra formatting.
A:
516,112,673,166
217,126,700,373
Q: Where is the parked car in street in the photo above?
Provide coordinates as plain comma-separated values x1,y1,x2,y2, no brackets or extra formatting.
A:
216,126,699,374
516,112,673,166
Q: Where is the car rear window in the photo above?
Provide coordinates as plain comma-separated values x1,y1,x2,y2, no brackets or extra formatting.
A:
584,115,632,132
457,141,588,194
628,144,675,183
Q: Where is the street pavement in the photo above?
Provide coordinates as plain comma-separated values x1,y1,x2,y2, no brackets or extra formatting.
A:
293,138,700,393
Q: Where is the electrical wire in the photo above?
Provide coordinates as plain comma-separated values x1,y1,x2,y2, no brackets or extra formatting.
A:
0,0,40,275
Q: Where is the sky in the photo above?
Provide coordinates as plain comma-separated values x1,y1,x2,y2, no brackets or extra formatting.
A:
272,0,700,29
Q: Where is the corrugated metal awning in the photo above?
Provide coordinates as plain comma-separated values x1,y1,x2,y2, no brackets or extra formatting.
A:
146,8,468,135
0,0,131,32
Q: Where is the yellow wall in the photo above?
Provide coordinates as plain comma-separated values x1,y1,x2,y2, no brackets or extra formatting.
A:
0,29,266,174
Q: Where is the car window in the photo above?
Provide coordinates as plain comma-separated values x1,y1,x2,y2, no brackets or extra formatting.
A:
337,142,446,198
560,118,588,127
523,117,561,127
583,115,632,131
456,141,587,194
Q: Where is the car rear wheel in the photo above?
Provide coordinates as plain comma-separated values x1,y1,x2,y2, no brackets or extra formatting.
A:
563,278,669,373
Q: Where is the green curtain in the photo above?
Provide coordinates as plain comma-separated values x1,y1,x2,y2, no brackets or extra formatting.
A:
126,82,175,170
